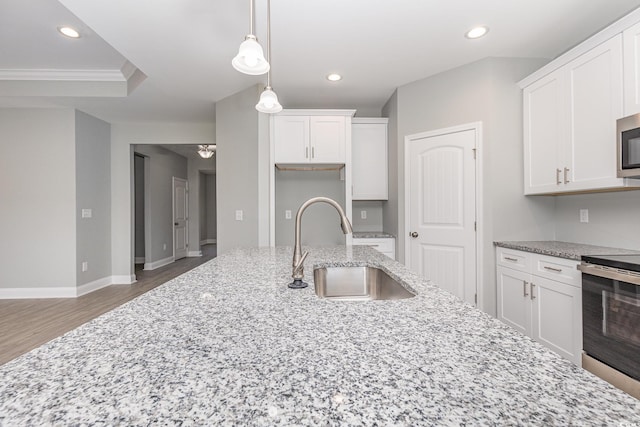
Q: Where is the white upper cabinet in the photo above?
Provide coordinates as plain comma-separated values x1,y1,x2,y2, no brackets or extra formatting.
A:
624,20,640,115
352,118,388,200
273,112,349,164
523,35,631,195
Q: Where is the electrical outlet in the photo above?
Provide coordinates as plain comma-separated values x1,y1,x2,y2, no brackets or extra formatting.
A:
285,210,292,219
360,210,367,220
235,210,243,221
81,261,88,272
81,208,92,218
580,209,589,223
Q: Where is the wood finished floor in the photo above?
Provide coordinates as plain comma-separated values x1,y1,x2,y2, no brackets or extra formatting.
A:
0,245,217,366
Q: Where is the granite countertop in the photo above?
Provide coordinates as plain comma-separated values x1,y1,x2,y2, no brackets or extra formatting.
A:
1,246,639,425
352,231,396,239
494,240,640,260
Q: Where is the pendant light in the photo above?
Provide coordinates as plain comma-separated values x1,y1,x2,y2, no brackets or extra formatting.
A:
197,145,216,159
256,0,282,113
232,0,269,75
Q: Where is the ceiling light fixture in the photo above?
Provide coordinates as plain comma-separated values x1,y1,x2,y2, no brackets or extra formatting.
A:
58,26,80,38
327,73,342,82
197,145,216,159
465,26,489,39
232,0,269,75
256,0,282,114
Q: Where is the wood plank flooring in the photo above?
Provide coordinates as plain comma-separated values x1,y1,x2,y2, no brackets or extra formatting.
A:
0,245,217,366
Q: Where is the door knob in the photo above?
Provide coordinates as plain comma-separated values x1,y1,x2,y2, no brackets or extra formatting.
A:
410,231,419,238
174,222,178,226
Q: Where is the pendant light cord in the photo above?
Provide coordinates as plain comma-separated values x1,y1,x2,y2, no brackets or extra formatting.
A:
249,0,254,35
266,0,272,88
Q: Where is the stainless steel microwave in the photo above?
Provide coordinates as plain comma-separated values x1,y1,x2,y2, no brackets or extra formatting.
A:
617,114,640,178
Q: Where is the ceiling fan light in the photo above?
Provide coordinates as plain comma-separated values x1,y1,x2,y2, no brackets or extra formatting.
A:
256,87,282,113
232,35,270,75
197,145,216,159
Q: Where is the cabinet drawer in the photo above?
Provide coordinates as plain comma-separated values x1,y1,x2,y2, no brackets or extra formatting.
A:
352,238,394,253
532,254,581,287
496,247,531,272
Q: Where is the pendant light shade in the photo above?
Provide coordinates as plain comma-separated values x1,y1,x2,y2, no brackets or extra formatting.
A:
232,35,269,75
254,0,282,114
232,0,269,75
256,86,282,113
197,145,216,159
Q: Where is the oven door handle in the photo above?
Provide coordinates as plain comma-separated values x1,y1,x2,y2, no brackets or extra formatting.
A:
578,262,640,286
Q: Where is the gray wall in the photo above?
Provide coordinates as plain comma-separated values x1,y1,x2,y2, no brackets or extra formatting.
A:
275,170,347,246
215,84,264,253
0,108,77,289
390,57,556,315
352,201,384,232
187,153,216,254
75,110,111,286
554,191,640,250
134,154,145,260
133,145,187,264
205,174,217,241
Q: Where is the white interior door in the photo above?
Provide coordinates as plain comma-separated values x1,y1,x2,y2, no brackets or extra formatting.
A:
173,177,188,261
407,127,477,305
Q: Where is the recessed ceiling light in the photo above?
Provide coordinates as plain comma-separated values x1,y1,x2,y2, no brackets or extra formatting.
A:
327,73,342,82
58,26,80,39
465,26,489,39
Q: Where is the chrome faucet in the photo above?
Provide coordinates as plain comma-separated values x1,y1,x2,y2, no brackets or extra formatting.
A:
289,196,353,289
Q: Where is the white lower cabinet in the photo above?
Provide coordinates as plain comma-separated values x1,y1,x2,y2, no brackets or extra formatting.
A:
496,247,582,365
352,237,395,260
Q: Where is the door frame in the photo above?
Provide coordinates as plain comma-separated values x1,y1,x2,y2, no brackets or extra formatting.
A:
172,177,189,261
403,121,484,309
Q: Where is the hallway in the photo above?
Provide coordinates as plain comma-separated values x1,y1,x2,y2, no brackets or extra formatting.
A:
0,245,217,366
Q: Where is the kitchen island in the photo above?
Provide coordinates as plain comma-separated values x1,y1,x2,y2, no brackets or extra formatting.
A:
1,246,638,425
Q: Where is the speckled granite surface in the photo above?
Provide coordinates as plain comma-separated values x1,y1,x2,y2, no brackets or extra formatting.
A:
494,240,640,260
352,231,395,239
1,246,639,425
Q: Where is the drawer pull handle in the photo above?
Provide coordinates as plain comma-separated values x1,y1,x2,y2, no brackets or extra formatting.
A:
523,281,529,297
556,168,562,185
530,283,536,300
504,256,518,262
564,167,570,184
543,266,562,273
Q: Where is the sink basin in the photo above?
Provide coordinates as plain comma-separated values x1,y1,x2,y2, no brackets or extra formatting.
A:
313,266,416,300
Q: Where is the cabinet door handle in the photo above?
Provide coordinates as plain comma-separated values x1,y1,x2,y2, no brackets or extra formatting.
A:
312,147,315,158
305,147,309,159
543,266,562,273
530,283,536,300
523,281,529,297
504,256,518,262
564,167,570,184
556,169,562,185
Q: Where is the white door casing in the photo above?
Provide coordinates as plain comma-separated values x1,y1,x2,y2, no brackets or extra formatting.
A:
173,177,188,261
405,123,481,306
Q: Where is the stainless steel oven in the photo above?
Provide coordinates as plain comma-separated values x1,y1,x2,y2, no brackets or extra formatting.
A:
579,254,640,399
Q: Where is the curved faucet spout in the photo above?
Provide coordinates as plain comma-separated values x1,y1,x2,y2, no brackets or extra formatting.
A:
289,197,353,289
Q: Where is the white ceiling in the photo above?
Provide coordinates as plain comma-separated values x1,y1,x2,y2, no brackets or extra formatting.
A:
2,0,640,123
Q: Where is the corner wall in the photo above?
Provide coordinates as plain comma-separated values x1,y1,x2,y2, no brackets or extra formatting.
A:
0,108,76,291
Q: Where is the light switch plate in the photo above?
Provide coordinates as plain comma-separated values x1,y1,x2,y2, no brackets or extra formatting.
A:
81,208,92,218
235,210,243,221
285,210,292,219
580,209,589,223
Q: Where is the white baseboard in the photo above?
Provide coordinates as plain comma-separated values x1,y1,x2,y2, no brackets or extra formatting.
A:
134,257,145,264
199,239,217,245
188,251,202,257
0,275,128,299
143,256,174,271
76,276,112,297
111,274,136,285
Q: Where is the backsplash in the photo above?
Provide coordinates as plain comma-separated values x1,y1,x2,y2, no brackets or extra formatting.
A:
352,201,384,232
554,190,640,251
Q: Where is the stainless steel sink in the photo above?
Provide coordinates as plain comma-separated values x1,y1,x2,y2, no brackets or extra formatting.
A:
313,266,416,300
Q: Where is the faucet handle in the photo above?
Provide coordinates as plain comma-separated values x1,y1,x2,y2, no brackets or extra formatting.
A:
295,251,309,271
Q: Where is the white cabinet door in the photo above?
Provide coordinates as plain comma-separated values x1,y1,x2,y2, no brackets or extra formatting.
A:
523,71,566,195
274,115,310,163
497,266,531,336
352,120,388,200
309,116,346,163
624,21,640,115
530,276,582,365
566,34,623,191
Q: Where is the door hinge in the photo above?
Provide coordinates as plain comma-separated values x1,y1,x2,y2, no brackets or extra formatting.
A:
472,148,477,159
474,221,477,231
